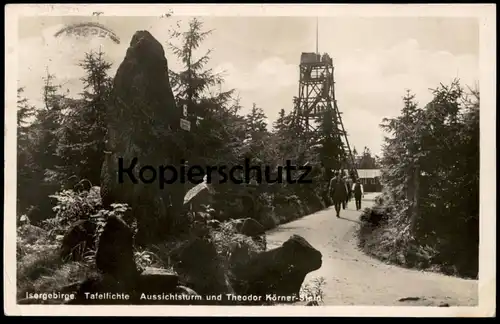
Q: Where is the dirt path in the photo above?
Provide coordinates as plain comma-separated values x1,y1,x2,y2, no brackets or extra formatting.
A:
266,193,478,306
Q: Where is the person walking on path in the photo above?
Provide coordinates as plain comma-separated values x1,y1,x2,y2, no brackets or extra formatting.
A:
344,174,354,208
352,179,364,211
329,173,348,218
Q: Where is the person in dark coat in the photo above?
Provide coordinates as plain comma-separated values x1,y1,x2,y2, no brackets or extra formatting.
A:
352,179,364,211
329,174,348,218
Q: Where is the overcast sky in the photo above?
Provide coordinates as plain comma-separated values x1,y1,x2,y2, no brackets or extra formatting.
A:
17,16,479,155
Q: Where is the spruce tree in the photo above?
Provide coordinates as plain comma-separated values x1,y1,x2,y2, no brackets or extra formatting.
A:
23,71,65,222
56,49,112,187
167,17,234,166
16,87,36,214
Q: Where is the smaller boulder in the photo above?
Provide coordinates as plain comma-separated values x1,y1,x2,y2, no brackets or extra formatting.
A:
228,241,256,270
60,220,97,262
233,218,265,237
95,215,139,282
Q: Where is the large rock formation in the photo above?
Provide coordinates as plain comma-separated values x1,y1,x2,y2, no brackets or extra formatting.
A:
100,30,186,245
230,234,322,302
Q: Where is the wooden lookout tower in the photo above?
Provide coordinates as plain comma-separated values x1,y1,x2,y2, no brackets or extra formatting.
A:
292,19,358,179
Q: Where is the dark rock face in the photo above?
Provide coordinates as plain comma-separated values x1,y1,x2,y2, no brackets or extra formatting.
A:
228,240,259,272
231,234,322,301
169,238,233,301
100,30,185,245
95,215,139,283
60,220,97,262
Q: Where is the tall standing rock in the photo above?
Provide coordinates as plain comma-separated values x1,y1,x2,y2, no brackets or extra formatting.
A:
101,30,186,245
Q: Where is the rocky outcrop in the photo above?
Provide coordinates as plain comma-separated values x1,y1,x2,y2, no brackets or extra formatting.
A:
230,234,322,302
100,30,185,245
62,215,323,305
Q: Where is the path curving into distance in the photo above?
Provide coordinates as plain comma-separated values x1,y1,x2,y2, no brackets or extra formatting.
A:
265,193,478,306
